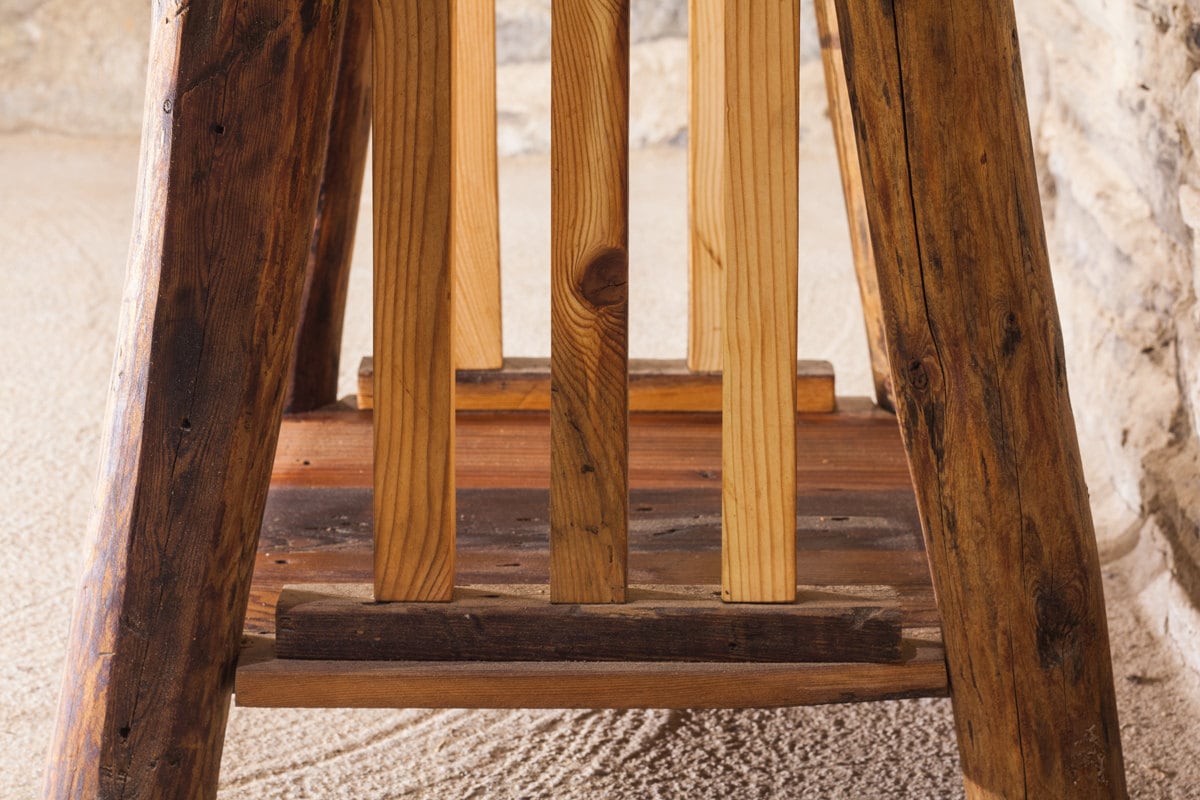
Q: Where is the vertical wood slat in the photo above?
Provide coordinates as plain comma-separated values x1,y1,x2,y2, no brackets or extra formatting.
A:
813,0,894,412
834,1,1127,796
687,0,724,372
549,0,630,604
373,0,455,602
452,0,503,369
721,0,800,603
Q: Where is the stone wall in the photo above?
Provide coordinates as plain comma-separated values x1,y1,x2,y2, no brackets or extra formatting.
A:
1015,0,1200,661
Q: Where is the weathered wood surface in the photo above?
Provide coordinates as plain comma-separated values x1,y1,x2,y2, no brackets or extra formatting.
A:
285,0,372,413
241,406,943,708
236,634,947,710
275,583,903,663
549,0,630,603
813,0,893,412
357,356,836,412
834,1,1127,796
372,0,455,602
249,410,935,636
721,0,800,603
686,0,724,371
452,0,503,368
271,404,910,490
43,2,343,797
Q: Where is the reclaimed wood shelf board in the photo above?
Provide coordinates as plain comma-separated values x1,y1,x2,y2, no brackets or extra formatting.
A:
356,356,836,413
236,399,948,709
236,635,946,710
275,583,904,663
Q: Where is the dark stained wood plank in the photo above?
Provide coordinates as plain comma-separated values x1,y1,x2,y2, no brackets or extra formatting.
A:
357,356,836,412
236,635,948,709
285,0,372,412
834,1,1127,796
549,0,631,603
244,483,936,637
272,406,911,491
275,584,903,663
372,0,455,602
258,486,924,553
721,0,800,602
44,2,345,797
245,551,938,636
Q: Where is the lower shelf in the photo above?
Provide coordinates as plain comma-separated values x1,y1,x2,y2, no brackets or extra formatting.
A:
236,635,947,709
235,399,948,709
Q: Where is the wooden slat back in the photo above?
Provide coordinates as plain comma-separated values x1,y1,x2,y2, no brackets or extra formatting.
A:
687,0,724,372
372,0,455,602
720,0,801,603
548,0,631,603
453,0,504,369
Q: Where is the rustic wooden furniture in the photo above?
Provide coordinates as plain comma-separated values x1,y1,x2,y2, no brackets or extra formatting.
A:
45,1,1128,798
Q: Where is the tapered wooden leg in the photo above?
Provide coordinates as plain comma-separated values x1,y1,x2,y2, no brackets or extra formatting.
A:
813,0,893,411
286,0,372,413
43,2,343,797
834,2,1127,797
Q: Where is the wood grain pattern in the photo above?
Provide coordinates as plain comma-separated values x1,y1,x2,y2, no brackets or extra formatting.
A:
813,0,893,413
357,356,835,412
237,635,948,709
452,0,503,369
372,0,455,602
43,1,343,796
686,0,724,371
271,404,912,491
549,0,630,603
285,0,373,412
245,470,937,637
276,583,903,663
721,0,800,603
834,1,1127,796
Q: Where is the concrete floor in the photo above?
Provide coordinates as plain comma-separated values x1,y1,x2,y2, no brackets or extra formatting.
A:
4,133,1199,798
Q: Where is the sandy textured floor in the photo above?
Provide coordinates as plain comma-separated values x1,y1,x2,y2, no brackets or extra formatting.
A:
3,133,1198,798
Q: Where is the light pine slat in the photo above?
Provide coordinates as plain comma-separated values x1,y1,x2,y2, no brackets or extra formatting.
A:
834,1,1127,795
452,0,503,369
686,0,724,372
813,0,893,412
236,636,948,709
549,0,630,603
372,0,455,602
721,0,801,603
356,356,835,413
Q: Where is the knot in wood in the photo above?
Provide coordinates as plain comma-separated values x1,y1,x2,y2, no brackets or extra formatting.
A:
907,359,929,392
1034,577,1086,672
1000,311,1022,357
576,247,628,308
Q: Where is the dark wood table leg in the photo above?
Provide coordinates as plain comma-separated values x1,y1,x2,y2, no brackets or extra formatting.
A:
834,2,1128,797
285,0,372,413
43,1,344,797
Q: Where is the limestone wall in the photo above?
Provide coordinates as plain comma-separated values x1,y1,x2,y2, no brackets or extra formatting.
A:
1014,0,1200,662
